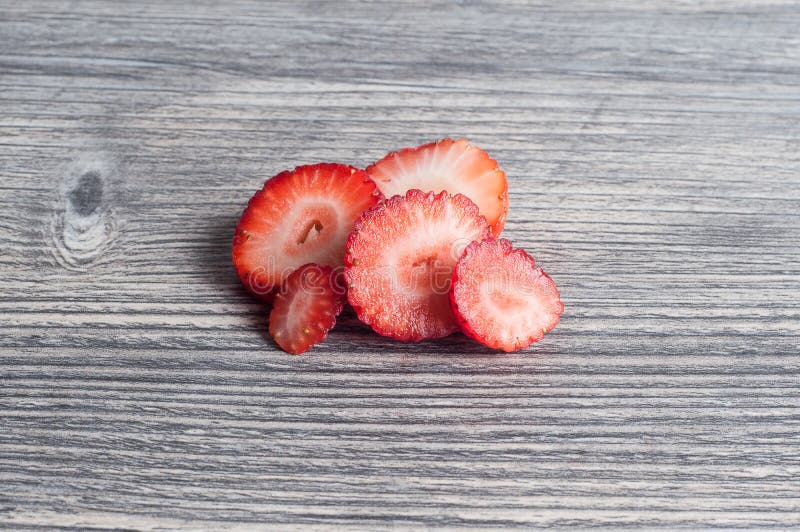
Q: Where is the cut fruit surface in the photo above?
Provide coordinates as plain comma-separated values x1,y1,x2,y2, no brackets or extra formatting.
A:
366,138,508,236
345,189,491,341
232,163,381,299
268,263,346,354
450,238,563,352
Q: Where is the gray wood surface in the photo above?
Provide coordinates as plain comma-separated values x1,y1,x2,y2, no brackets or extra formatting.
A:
2,0,799,529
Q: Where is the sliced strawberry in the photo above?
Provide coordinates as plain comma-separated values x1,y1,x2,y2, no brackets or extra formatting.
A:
268,263,346,354
366,138,508,236
233,163,381,299
344,189,491,341
450,238,563,352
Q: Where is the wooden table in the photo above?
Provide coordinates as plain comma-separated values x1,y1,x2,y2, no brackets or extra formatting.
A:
2,1,799,528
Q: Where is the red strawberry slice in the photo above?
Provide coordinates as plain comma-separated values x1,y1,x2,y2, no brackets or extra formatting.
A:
366,138,508,236
232,163,381,299
268,263,346,354
344,189,491,341
450,238,564,352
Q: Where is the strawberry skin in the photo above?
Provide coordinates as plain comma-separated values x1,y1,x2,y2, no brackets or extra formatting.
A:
268,263,346,354
450,238,563,352
344,189,491,341
366,138,508,236
232,163,382,299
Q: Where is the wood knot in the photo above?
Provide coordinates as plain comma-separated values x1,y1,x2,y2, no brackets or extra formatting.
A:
51,157,121,270
68,171,103,216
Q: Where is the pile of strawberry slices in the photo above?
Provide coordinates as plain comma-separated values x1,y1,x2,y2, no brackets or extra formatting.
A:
232,138,564,354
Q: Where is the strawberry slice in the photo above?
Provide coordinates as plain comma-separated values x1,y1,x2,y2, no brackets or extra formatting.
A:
232,163,381,299
345,189,491,341
450,238,564,352
366,138,508,236
268,263,346,354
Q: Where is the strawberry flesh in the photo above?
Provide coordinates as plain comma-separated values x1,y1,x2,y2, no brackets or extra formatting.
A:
450,238,564,352
345,189,491,341
366,138,508,236
232,163,381,299
268,263,346,354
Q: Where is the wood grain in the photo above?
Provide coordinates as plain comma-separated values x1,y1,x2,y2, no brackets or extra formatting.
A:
2,0,799,528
